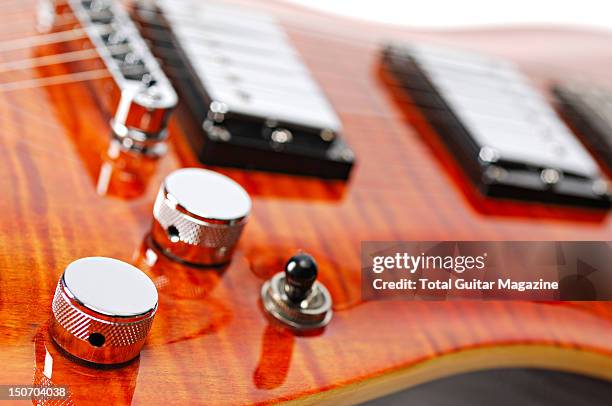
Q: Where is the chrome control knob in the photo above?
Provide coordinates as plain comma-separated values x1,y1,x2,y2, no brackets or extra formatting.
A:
49,257,158,365
151,168,251,266
261,252,333,330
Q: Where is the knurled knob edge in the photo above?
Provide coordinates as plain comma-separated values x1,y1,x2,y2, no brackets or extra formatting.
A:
49,278,157,364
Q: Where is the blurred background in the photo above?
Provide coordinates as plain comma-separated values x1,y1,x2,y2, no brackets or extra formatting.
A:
285,0,612,30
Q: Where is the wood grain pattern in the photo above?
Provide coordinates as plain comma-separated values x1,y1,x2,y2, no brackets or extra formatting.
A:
0,1,611,404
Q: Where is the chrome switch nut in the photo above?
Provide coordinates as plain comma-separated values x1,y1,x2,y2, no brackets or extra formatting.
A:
49,257,158,365
261,252,333,330
151,168,251,266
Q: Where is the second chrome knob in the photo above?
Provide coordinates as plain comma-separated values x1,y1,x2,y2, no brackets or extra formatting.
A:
152,168,251,266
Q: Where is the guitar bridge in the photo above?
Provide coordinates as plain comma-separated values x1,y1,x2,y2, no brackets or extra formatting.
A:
39,0,177,155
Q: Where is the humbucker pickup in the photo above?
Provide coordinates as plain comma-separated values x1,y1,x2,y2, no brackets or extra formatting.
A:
382,44,611,208
132,0,355,180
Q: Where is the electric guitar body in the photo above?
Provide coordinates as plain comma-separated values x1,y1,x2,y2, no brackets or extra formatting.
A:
0,0,611,404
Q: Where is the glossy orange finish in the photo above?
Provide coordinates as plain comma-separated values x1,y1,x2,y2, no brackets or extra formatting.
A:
0,1,611,405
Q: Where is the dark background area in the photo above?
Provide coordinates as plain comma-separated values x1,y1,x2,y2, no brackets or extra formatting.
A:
362,369,611,405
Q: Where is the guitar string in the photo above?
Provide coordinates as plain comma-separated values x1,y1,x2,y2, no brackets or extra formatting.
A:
0,14,117,91
0,24,113,52
5,0,612,75
0,43,132,73
0,69,111,92
0,3,159,90
0,2,606,96
0,1,583,66
0,0,608,77
0,29,587,98
0,11,78,36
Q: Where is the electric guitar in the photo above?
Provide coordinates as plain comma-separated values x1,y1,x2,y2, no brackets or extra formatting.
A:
0,0,611,405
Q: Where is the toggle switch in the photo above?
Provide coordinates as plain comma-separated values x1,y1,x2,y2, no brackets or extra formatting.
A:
151,168,251,266
261,252,332,330
49,257,158,365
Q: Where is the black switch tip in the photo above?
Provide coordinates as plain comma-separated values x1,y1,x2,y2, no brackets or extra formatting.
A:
284,252,318,302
